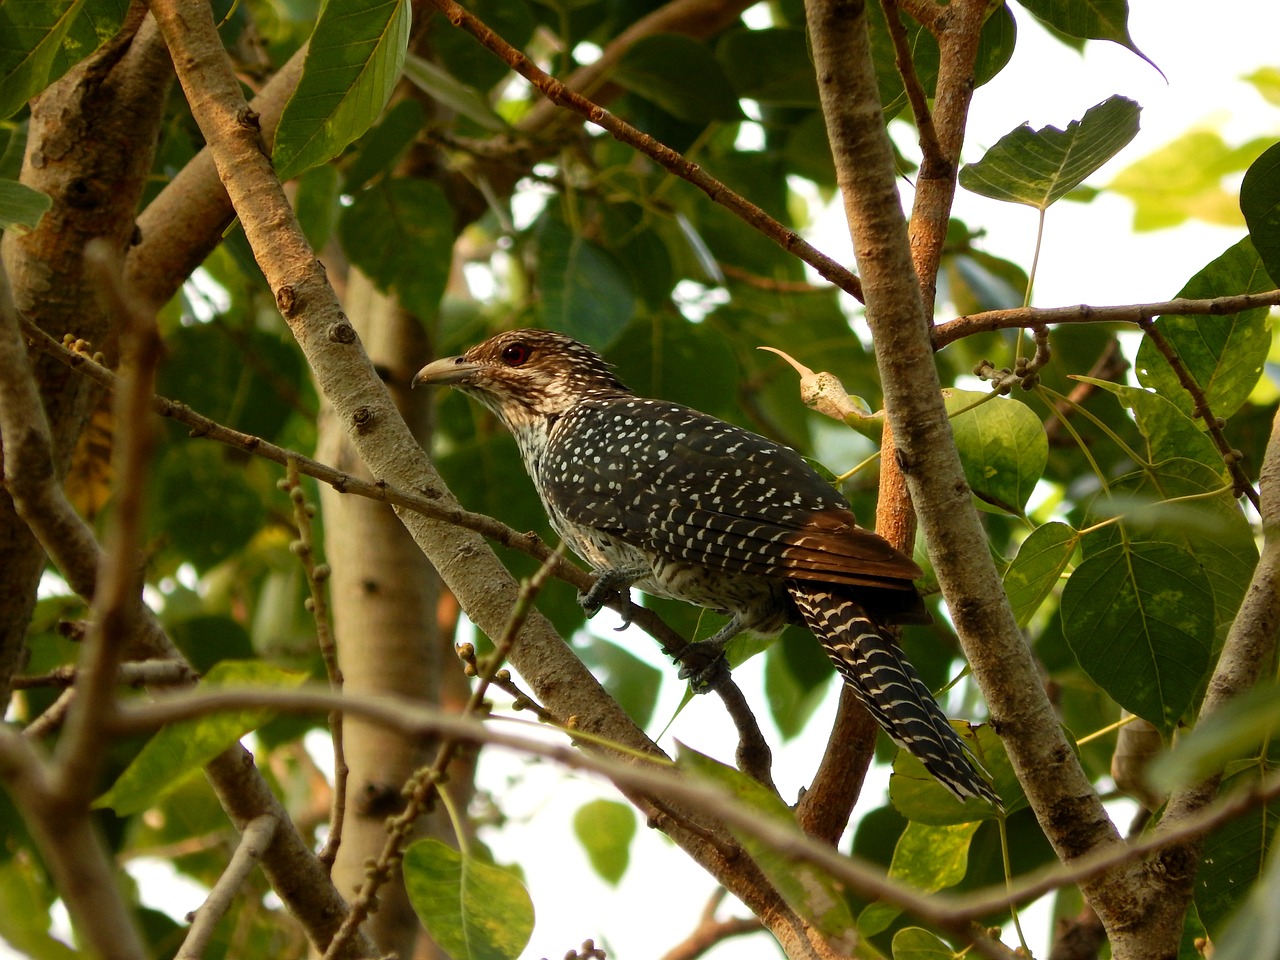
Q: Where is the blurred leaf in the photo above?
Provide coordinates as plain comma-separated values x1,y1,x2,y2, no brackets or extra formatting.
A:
764,628,833,740
717,28,818,107
403,839,534,960
1245,67,1280,107
1003,522,1078,627
891,926,955,960
579,635,661,728
535,216,636,347
168,614,256,675
342,97,424,191
1134,238,1273,420
572,799,635,886
614,35,740,123
432,0,534,93
859,820,980,936
960,96,1141,209
1111,131,1271,231
293,162,341,250
1061,540,1213,732
1015,0,1158,70
403,53,507,132
1150,683,1280,792
96,661,308,816
0,857,78,960
0,178,50,232
1241,140,1280,286
678,744,857,952
1195,765,1280,937
273,0,410,181
1212,826,1280,960
942,389,1047,516
339,177,455,318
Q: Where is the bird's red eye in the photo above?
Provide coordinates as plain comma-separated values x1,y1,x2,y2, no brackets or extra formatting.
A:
501,343,532,367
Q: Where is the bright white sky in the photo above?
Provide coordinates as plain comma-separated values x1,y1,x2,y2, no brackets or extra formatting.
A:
12,3,1279,960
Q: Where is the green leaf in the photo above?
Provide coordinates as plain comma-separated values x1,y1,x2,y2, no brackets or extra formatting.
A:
889,724,1016,824
535,216,636,347
1015,0,1158,70
338,178,455,318
1003,521,1078,627
892,926,955,960
0,0,82,119
0,178,50,233
717,28,818,108
764,627,834,741
1060,540,1213,733
431,0,534,93
1241,140,1280,286
403,839,534,960
343,98,425,191
1078,378,1223,475
96,661,308,816
272,0,410,182
1245,67,1280,107
579,635,661,728
614,34,741,123
293,162,341,250
677,744,858,952
859,821,980,935
572,799,636,886
403,52,507,132
959,95,1141,209
942,389,1047,516
1134,238,1274,420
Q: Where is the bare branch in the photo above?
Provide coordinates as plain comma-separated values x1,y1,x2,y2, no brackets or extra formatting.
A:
177,814,279,960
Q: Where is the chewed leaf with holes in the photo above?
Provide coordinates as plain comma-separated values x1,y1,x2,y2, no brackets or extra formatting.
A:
959,96,1141,209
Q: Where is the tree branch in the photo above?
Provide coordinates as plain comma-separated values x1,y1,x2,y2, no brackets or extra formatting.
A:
176,814,279,960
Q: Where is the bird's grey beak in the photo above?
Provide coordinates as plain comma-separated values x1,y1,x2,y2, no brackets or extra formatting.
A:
413,355,482,388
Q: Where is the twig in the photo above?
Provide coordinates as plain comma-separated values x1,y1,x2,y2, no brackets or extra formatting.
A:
661,889,762,960
1136,317,1260,508
935,290,1280,348
176,814,279,960
22,689,77,739
108,681,1280,938
425,0,865,303
880,0,943,166
321,547,564,959
43,241,161,808
13,660,199,689
282,460,347,872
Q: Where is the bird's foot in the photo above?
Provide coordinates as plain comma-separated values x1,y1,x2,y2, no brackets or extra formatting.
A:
675,640,731,692
578,569,640,621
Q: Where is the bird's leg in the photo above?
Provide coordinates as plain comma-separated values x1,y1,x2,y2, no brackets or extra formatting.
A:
674,615,743,690
579,565,647,624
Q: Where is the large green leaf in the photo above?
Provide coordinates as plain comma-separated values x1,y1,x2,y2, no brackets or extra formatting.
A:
95,661,308,816
338,177,455,318
572,799,635,886
1061,540,1213,732
1015,0,1156,68
942,389,1047,516
579,635,661,728
1240,139,1280,286
677,744,858,953
959,95,1141,209
1079,378,1224,476
614,34,741,123
1150,683,1280,792
764,628,834,741
403,839,534,960
535,216,636,347
858,820,981,936
273,0,410,181
717,28,818,108
1003,521,1078,627
1212,828,1280,960
1134,238,1274,421
0,858,78,960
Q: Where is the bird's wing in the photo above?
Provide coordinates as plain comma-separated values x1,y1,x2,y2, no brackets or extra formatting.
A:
540,398,921,590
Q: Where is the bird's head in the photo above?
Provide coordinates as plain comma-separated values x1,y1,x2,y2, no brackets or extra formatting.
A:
413,328,630,427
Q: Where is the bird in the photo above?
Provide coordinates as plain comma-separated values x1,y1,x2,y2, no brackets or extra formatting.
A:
414,328,997,804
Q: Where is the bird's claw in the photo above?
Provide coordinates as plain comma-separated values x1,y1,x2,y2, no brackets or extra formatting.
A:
675,640,730,692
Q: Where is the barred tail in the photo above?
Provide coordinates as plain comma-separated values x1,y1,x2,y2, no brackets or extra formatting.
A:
789,584,998,805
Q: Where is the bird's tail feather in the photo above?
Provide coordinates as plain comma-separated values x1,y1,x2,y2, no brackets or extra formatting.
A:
789,584,998,805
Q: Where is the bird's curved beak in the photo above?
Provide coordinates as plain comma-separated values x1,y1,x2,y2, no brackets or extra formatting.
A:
413,355,483,388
